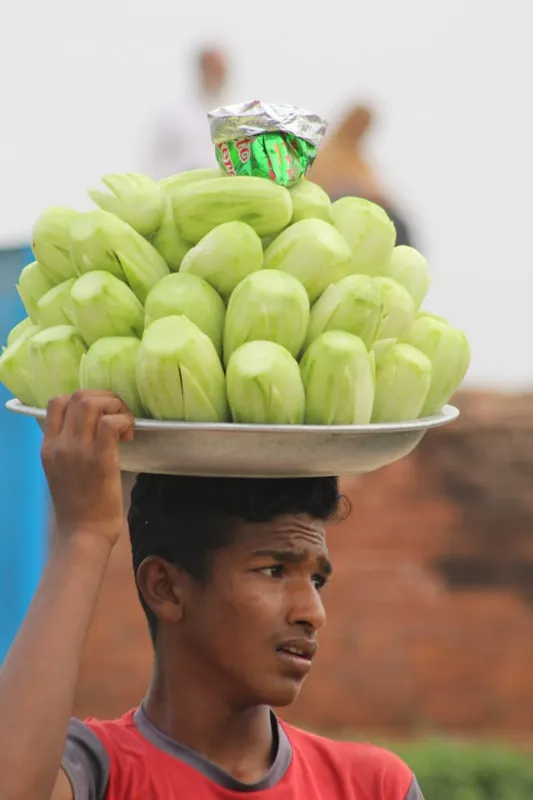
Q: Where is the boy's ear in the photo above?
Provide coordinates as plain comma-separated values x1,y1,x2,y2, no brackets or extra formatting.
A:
136,557,185,626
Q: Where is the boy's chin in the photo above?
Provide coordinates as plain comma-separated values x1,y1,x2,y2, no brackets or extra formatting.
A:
255,678,305,709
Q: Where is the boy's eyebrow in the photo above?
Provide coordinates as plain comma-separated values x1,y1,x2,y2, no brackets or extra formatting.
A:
251,548,333,575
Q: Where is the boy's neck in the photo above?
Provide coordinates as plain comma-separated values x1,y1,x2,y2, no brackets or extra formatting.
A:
143,669,275,784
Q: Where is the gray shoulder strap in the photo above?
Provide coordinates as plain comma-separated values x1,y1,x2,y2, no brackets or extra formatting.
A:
61,719,110,800
404,776,425,800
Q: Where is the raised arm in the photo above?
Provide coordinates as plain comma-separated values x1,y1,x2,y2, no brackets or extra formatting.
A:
0,391,134,800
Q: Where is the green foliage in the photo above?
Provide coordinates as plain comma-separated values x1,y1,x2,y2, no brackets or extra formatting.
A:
388,740,533,799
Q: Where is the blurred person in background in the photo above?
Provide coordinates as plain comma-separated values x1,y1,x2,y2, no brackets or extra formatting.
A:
310,104,413,246
145,46,229,179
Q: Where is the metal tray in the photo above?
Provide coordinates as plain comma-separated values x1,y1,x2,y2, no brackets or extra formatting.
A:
6,398,459,477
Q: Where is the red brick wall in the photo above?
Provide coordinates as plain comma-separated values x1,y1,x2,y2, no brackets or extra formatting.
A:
71,394,533,738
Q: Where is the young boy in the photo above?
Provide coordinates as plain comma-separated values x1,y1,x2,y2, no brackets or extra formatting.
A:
0,391,424,799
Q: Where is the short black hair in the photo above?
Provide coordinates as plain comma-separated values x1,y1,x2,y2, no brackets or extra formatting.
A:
128,474,343,643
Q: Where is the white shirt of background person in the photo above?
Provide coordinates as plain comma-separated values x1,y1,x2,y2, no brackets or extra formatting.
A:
145,46,229,180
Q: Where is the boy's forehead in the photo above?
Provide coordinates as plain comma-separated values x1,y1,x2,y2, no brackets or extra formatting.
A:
232,514,328,552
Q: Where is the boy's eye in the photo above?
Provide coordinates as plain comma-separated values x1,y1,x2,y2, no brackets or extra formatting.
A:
257,566,328,590
312,574,328,591
259,565,284,578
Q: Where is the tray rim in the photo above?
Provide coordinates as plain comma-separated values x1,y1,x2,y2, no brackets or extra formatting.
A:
5,398,459,435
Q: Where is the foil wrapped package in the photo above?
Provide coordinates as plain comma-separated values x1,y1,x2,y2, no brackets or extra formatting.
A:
208,100,328,186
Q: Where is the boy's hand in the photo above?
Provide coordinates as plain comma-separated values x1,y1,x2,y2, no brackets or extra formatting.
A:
41,391,135,548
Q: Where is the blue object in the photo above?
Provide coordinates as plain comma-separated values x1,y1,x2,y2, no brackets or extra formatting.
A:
0,246,48,664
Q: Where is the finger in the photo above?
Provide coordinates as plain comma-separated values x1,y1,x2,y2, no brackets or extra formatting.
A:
62,392,130,442
95,412,135,451
119,422,135,443
43,395,71,440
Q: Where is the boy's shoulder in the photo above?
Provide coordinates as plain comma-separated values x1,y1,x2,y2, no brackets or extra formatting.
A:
282,721,422,799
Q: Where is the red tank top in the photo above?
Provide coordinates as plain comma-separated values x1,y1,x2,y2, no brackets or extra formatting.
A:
82,708,421,799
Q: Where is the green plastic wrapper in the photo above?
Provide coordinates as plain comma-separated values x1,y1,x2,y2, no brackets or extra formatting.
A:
213,133,315,186
208,101,327,186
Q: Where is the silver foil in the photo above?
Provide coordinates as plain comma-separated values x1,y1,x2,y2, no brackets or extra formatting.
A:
208,100,328,148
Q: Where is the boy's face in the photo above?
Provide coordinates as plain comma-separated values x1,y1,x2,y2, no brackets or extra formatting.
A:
176,513,332,708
